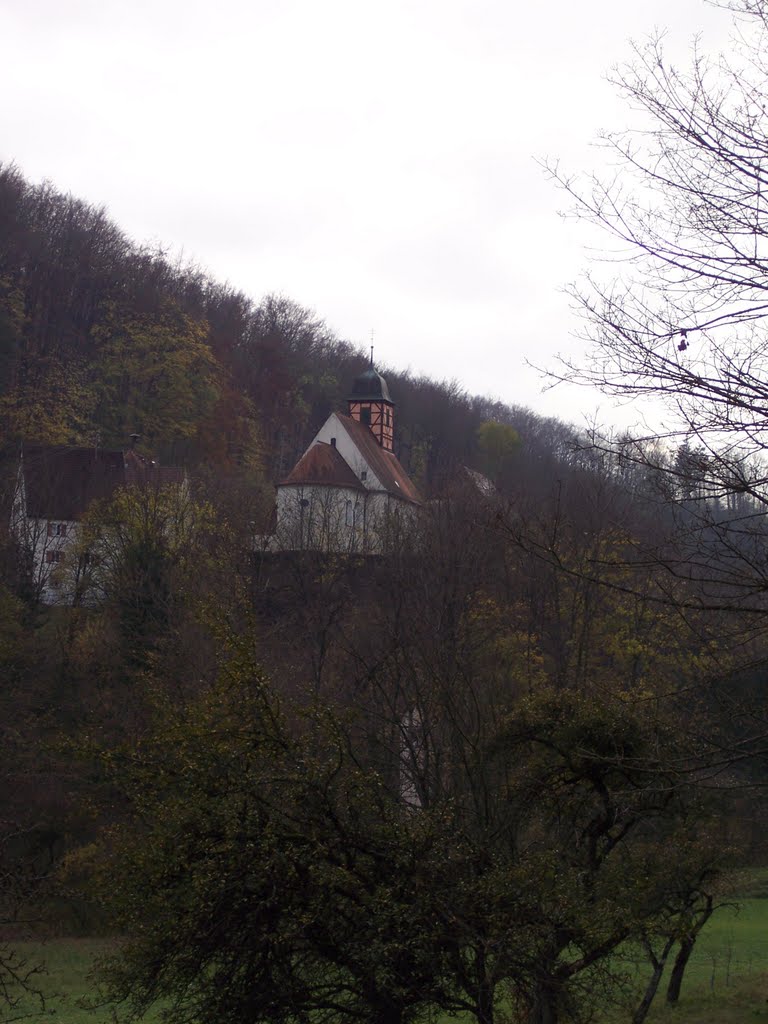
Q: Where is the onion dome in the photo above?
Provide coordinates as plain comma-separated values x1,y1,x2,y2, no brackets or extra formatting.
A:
349,366,393,403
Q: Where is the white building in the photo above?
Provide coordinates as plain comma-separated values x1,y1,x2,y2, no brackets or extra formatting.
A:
12,445,183,604
270,366,421,553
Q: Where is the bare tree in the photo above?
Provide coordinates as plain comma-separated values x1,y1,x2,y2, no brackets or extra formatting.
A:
544,0,768,618
550,1,768,415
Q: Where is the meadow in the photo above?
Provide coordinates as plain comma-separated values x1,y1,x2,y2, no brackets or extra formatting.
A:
5,897,768,1024
606,897,768,1023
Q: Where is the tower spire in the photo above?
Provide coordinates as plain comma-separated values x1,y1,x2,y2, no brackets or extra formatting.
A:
370,328,375,368
347,354,395,453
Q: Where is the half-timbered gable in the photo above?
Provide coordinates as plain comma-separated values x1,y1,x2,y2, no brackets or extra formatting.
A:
347,366,395,453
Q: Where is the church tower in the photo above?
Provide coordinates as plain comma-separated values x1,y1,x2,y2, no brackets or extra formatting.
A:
347,361,395,453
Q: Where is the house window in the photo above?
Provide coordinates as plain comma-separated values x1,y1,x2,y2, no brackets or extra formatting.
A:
47,522,67,538
360,471,367,481
345,500,353,526
361,407,371,426
300,498,310,508
45,550,63,564
330,437,336,447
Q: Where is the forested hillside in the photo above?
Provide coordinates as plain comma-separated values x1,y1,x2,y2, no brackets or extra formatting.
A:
0,162,576,500
0,160,766,1024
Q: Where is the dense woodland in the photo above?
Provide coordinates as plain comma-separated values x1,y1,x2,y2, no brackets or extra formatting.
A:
0,160,576,496
4,15,768,1013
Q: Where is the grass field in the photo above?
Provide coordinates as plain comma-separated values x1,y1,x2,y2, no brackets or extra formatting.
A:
5,898,768,1023
1,939,161,1024
621,898,768,989
602,897,768,1023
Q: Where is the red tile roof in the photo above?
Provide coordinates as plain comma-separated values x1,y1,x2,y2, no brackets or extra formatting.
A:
336,414,422,504
281,442,364,491
20,446,184,520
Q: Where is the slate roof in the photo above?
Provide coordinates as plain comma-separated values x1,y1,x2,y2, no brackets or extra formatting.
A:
349,367,393,403
336,414,422,504
20,446,184,520
281,442,364,491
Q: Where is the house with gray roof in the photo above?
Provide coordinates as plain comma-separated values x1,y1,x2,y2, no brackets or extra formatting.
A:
13,445,184,604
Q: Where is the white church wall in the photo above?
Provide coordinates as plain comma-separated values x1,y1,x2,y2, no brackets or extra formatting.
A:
275,484,367,553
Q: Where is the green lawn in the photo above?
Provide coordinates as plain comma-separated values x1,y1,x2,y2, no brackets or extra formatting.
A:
2,939,161,1024
598,893,768,1023
633,898,768,992
5,897,768,1023
631,973,768,1024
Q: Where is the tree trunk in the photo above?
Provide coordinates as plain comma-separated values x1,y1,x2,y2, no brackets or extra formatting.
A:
666,936,695,1005
632,936,675,1024
667,897,713,1005
527,981,560,1024
372,1002,404,1024
475,977,495,1024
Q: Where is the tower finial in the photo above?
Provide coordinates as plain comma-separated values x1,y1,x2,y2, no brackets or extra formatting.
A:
370,329,375,368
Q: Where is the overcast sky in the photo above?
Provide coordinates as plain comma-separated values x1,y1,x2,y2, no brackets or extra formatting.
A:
2,0,732,429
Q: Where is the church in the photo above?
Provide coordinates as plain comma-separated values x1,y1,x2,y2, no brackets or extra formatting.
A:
268,363,421,553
